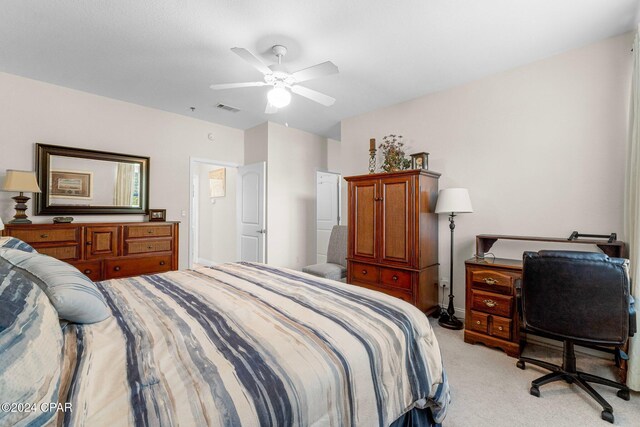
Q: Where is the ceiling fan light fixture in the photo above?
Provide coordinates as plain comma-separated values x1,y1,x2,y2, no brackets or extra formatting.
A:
267,86,291,108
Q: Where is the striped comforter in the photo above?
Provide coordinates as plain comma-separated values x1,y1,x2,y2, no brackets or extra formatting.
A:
59,263,449,426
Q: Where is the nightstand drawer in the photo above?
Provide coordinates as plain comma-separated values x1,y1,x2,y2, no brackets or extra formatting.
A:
380,267,411,290
490,316,512,340
351,262,379,284
470,269,513,294
469,310,489,334
471,290,513,317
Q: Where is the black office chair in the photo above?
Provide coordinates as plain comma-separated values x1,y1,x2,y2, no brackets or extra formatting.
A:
516,250,636,424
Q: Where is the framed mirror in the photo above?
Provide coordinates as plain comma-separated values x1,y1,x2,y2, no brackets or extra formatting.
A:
34,144,150,215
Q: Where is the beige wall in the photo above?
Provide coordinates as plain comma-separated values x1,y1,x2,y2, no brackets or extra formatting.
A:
330,33,633,313
0,71,244,269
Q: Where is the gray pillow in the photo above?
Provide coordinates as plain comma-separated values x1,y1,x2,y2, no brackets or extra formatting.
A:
0,260,63,426
0,248,110,324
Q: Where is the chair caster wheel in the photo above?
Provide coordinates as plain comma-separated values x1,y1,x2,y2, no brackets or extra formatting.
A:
617,389,630,401
601,410,614,424
516,360,525,370
529,385,540,397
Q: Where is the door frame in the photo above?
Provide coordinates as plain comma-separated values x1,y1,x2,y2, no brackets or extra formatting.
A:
188,157,241,270
315,170,342,263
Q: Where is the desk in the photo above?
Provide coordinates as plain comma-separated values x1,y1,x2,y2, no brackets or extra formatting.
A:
463,234,626,357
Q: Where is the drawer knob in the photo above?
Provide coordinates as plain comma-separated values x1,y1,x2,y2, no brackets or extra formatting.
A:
114,266,121,271
84,269,92,274
476,320,481,325
147,245,153,250
483,299,497,308
498,326,504,331
362,269,367,275
147,230,153,234
392,275,399,281
86,241,92,246
483,278,498,285
159,261,166,266
40,234,48,238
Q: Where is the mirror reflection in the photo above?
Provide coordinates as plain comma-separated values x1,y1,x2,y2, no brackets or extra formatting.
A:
48,156,142,207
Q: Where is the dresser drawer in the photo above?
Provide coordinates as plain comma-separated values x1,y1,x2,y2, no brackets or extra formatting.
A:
470,269,514,295
490,316,512,340
125,239,172,255
469,310,489,334
351,262,379,284
471,290,513,317
351,281,412,303
125,224,173,239
105,255,172,279
70,261,102,282
37,245,80,261
380,267,412,291
10,228,78,243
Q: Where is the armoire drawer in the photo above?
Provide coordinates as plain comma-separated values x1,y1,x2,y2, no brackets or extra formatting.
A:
351,280,413,303
380,267,412,291
105,255,172,279
351,262,379,284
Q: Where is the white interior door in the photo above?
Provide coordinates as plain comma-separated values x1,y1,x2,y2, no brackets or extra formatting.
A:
316,171,341,263
237,162,266,263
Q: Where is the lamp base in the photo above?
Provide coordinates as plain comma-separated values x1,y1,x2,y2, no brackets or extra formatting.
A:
438,310,464,330
10,193,32,224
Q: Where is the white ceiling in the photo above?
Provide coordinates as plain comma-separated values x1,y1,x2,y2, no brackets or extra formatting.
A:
0,1,638,140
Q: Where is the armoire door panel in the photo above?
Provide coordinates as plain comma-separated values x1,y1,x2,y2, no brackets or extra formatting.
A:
380,176,412,266
352,181,377,260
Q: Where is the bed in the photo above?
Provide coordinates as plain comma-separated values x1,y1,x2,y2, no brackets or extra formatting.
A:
0,241,449,426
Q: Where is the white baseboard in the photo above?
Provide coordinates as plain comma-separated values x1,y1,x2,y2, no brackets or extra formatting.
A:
195,258,219,267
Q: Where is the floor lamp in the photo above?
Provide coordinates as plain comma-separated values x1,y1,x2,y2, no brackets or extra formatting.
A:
435,188,473,330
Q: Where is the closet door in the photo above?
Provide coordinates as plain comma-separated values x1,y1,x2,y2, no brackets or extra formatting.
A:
380,175,413,267
349,179,378,261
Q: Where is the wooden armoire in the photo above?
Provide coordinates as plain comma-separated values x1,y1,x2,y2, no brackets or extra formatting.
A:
345,169,440,314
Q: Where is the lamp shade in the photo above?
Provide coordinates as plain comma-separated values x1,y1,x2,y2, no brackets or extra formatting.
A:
435,188,473,214
2,170,41,193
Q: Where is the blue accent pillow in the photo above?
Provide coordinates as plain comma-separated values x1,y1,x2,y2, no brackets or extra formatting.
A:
0,258,63,426
0,236,37,253
0,248,110,324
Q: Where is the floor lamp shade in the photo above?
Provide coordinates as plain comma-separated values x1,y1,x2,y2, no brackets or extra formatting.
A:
2,170,41,224
435,187,473,330
435,188,473,214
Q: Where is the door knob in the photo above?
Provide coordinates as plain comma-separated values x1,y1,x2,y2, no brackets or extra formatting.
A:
256,229,266,234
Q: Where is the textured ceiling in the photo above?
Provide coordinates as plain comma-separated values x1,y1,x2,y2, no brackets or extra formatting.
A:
0,0,638,139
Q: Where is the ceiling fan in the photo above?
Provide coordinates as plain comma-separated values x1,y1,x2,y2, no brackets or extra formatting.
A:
210,45,338,114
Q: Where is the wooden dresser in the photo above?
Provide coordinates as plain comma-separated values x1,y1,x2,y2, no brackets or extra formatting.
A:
3,221,179,281
345,170,440,314
464,234,627,357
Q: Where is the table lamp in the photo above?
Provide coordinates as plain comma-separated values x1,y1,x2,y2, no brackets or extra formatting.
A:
435,188,473,330
2,170,42,224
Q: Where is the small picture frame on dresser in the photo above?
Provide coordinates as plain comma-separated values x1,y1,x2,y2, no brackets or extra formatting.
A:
148,209,166,222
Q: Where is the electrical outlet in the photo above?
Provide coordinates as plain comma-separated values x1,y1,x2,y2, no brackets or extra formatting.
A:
440,277,449,289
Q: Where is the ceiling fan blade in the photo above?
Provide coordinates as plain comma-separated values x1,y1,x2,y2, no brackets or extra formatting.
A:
209,81,266,90
291,85,335,107
265,102,277,114
231,47,272,75
291,61,339,83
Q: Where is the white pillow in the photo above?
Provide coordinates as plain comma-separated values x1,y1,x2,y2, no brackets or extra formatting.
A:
0,248,110,324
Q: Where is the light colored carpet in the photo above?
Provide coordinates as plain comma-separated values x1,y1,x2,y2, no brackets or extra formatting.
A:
430,319,640,426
